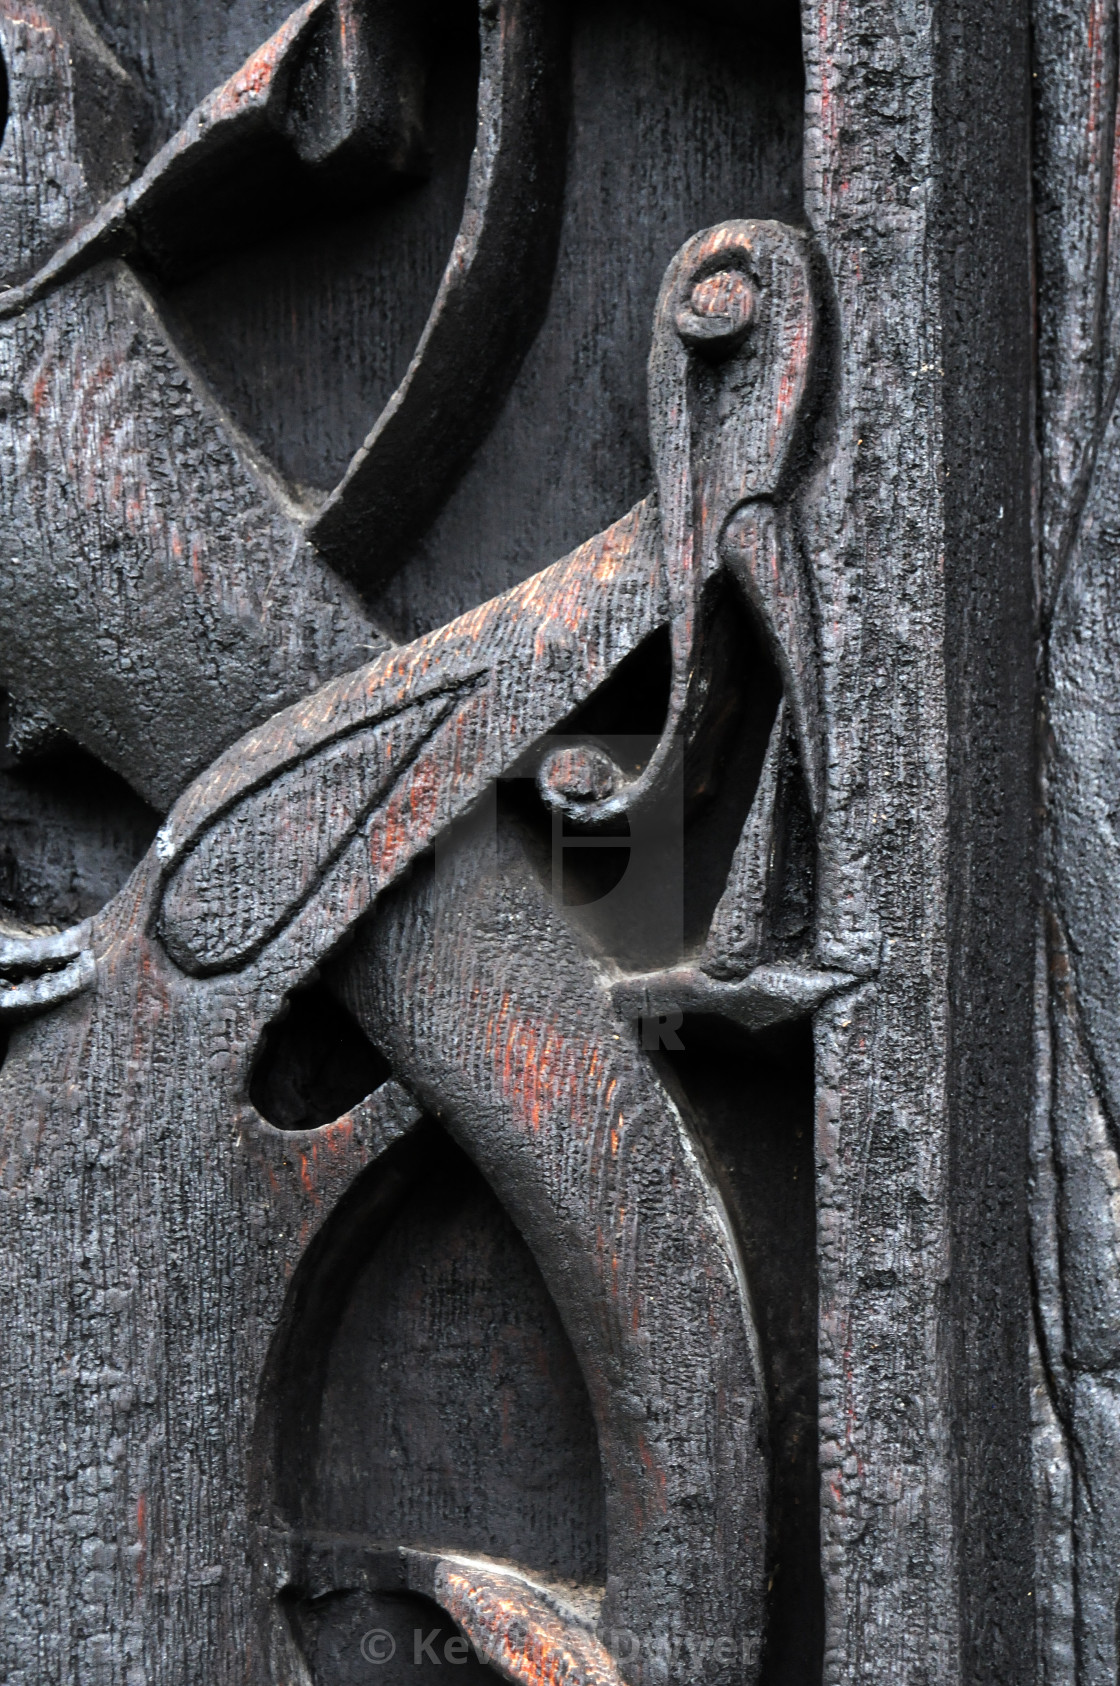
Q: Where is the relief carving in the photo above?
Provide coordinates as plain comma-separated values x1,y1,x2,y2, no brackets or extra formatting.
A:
4,2,1053,1682
0,7,841,1682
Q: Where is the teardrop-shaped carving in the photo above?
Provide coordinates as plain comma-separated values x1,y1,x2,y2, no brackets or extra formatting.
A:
158,690,455,974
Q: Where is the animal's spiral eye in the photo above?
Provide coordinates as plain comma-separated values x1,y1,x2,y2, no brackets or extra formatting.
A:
676,266,755,356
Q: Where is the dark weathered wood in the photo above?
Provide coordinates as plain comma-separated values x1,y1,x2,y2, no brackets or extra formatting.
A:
800,2,1035,1680
304,0,571,586
937,3,1036,1681
0,119,834,1674
1033,1,1120,1681
373,0,805,639
0,3,1097,1684
0,0,570,802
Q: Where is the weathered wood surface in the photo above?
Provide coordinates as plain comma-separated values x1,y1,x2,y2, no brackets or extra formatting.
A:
0,3,1059,1684
801,0,1034,1680
0,100,834,1676
0,0,570,805
1032,1,1120,1681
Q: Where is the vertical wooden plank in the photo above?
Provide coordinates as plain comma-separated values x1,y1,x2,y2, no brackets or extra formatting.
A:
801,0,1035,1678
803,4,957,1676
937,1,1036,1679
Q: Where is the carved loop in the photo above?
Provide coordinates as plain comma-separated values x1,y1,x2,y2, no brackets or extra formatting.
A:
675,265,756,356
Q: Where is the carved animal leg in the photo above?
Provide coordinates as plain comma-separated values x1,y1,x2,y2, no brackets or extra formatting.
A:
336,809,768,1686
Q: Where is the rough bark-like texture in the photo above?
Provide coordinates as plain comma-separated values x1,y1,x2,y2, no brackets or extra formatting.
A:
937,1,1036,1677
802,6,956,1675
0,160,835,1682
801,0,1035,1680
1033,0,1120,1680
0,2,1058,1683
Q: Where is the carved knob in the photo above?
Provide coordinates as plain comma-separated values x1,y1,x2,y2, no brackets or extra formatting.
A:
537,742,622,811
675,266,755,356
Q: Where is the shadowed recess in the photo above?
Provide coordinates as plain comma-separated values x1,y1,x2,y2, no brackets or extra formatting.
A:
155,5,481,492
120,0,802,624
555,621,674,746
250,980,392,1129
266,1126,606,1593
313,1136,606,1576
504,586,784,967
374,0,805,636
655,1015,822,1686
0,706,160,930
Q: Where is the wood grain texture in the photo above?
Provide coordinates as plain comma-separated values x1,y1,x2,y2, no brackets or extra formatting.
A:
1033,0,1120,1680
801,7,958,1673
801,0,1035,1680
937,1,1035,1679
0,174,832,1682
0,4,1054,1683
0,0,570,805
371,1,805,639
0,257,377,807
309,1139,607,1579
336,815,768,1686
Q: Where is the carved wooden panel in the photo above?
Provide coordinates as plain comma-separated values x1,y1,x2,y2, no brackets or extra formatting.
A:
0,2,1057,1685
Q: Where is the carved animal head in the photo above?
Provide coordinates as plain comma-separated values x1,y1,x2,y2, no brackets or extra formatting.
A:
541,218,823,829
0,214,824,1024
